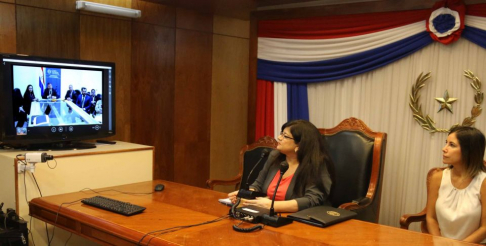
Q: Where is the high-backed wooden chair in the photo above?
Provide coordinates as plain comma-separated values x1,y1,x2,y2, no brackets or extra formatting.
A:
206,136,277,190
319,117,387,223
399,167,446,232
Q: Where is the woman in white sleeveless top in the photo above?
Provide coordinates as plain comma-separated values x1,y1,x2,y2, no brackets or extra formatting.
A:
426,126,486,243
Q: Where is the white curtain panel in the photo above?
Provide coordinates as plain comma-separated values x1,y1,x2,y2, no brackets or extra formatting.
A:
258,21,425,62
308,38,486,230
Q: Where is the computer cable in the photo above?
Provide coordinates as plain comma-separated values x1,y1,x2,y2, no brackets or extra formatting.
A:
2,210,28,245
80,188,154,195
20,167,46,246
18,155,30,204
48,198,86,246
144,215,229,246
21,163,40,246
29,172,51,246
229,198,264,233
64,232,72,246
46,159,57,169
17,153,61,246
232,221,264,233
30,173,50,246
30,173,43,197
2,211,23,231
137,214,230,246
20,163,38,246
230,197,241,219
3,210,14,230
19,155,49,246
28,216,36,246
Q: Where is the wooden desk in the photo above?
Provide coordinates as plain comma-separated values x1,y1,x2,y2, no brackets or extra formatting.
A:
0,141,153,245
29,180,477,246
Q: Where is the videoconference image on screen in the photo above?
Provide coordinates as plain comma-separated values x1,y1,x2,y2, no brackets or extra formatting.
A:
1,54,115,150
13,65,103,136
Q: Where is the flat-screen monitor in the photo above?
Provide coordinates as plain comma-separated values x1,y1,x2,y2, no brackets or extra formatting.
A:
0,53,115,149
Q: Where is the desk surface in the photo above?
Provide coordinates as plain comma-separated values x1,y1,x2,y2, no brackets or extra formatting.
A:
29,180,477,246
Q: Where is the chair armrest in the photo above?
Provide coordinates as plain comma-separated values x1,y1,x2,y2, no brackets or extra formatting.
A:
206,175,241,190
338,202,361,210
399,209,426,230
338,197,371,211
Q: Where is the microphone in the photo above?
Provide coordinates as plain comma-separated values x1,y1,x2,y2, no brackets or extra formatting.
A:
245,148,270,188
236,148,270,199
262,161,293,227
269,161,289,216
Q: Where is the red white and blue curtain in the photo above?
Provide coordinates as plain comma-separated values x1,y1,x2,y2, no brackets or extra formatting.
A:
255,0,486,140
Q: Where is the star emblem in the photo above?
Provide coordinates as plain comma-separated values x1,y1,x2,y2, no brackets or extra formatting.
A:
435,90,457,113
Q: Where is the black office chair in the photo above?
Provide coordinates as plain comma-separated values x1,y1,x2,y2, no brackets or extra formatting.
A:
206,136,277,190
319,117,387,223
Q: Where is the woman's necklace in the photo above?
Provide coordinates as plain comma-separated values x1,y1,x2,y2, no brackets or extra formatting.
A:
451,173,472,190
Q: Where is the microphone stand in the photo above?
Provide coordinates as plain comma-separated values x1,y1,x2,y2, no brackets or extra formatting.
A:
235,149,270,200
262,161,293,227
245,149,269,189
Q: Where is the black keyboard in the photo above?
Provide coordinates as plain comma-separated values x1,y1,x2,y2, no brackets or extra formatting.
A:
81,196,146,216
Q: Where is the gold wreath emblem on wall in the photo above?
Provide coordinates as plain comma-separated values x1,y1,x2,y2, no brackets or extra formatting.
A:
409,70,483,133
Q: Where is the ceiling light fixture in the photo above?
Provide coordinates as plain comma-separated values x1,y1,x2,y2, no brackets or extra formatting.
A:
76,1,141,18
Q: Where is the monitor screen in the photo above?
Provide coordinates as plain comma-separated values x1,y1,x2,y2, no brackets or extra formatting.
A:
0,54,115,149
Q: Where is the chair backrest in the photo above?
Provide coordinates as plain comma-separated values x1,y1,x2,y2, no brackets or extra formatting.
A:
319,117,387,223
239,136,278,190
205,136,277,190
421,167,447,232
399,167,447,232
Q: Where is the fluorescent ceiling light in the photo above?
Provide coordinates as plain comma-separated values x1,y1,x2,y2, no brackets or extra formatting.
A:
76,1,141,18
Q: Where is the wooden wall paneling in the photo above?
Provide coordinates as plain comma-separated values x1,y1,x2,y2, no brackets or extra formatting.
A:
16,6,79,59
16,0,131,12
131,21,175,181
0,2,16,54
176,7,212,32
80,15,131,142
174,29,212,187
0,0,14,4
15,0,75,11
210,34,250,193
213,15,249,39
247,14,258,143
132,0,176,27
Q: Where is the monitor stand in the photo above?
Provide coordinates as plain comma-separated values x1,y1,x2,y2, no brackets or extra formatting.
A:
24,141,97,151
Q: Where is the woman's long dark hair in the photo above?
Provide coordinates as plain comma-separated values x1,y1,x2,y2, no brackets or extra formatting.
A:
23,84,35,99
273,119,335,197
13,88,23,106
449,126,486,177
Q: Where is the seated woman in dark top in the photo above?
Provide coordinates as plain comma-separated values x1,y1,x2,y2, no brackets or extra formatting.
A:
13,88,27,128
228,119,334,212
22,84,38,115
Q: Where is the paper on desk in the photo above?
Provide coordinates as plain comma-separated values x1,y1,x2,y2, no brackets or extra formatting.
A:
218,198,233,206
